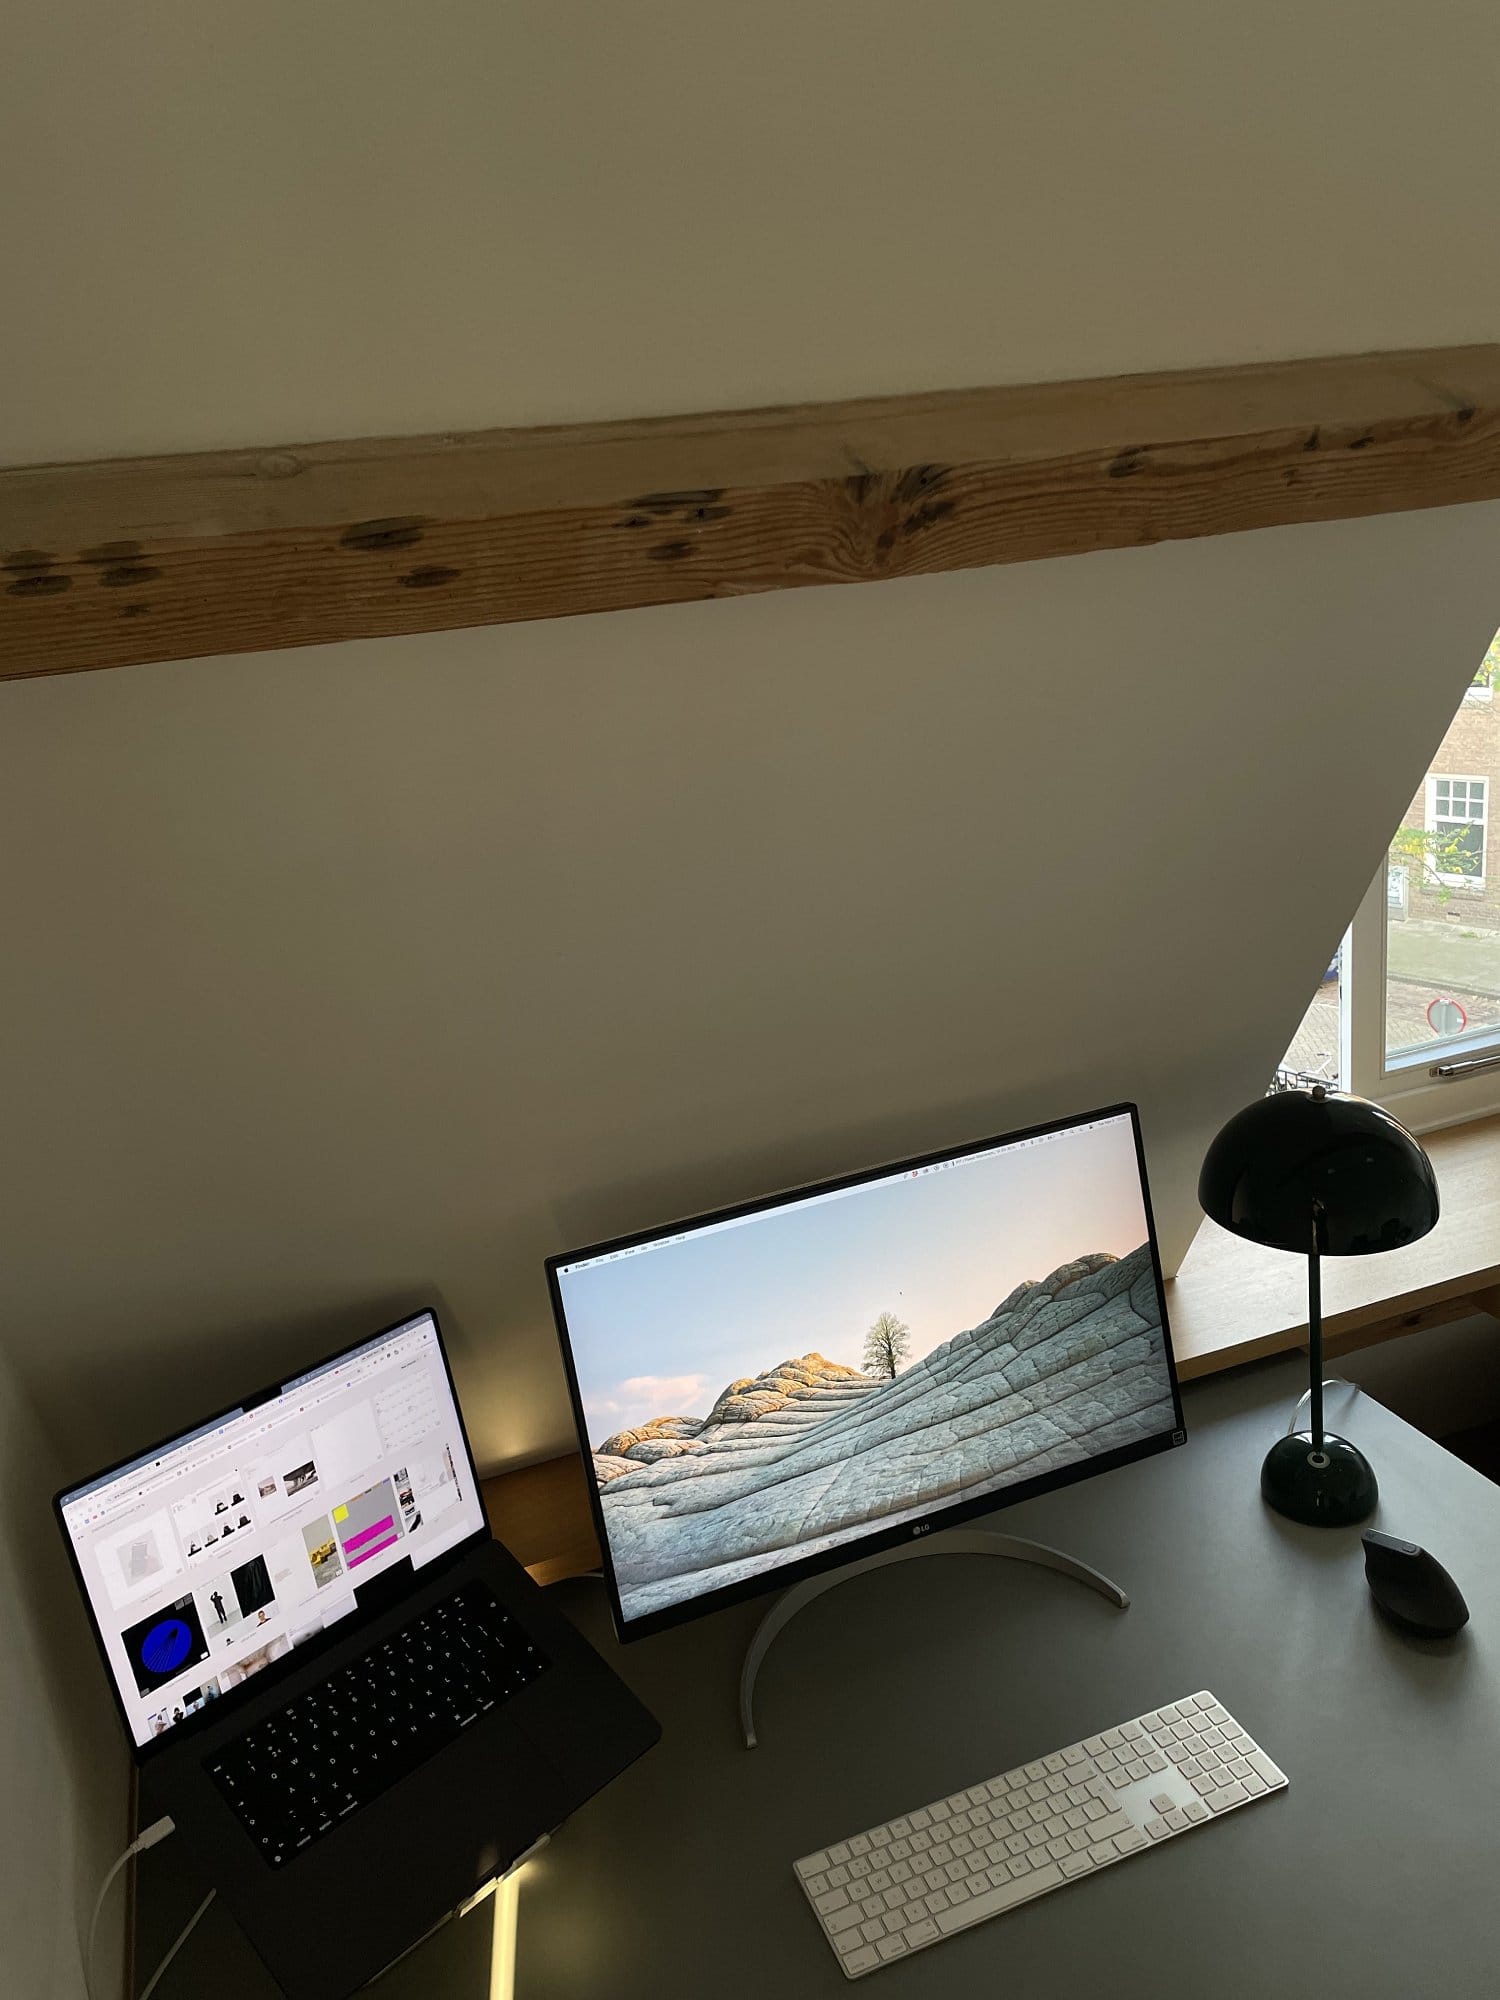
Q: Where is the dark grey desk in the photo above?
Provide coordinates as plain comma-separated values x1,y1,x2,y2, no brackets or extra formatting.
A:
136,1360,1500,1996
515,1359,1500,1999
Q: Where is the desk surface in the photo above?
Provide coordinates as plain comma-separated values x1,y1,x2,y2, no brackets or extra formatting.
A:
136,1359,1500,1997
514,1358,1500,1999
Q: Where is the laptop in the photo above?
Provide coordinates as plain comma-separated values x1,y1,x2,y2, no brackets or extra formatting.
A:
56,1308,660,1998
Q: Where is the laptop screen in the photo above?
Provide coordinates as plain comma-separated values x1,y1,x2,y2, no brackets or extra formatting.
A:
57,1312,485,1750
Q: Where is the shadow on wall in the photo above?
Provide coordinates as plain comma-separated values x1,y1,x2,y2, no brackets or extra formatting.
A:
48,1283,460,1502
0,1345,129,1998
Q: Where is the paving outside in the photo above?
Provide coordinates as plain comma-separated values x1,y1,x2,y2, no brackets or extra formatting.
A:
1282,918,1500,1081
1388,918,1500,999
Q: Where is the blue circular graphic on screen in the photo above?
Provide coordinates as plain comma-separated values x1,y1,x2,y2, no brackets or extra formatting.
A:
141,1618,193,1677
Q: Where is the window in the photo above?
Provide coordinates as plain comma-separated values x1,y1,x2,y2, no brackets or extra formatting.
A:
1463,633,1499,703
1275,622,1500,1124
1425,775,1486,885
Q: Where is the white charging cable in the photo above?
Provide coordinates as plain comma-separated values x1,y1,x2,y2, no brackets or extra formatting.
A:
1284,1376,1359,1436
85,1814,215,2000
136,1888,216,1999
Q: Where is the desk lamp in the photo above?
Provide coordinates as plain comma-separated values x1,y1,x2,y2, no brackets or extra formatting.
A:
1198,1085,1439,1526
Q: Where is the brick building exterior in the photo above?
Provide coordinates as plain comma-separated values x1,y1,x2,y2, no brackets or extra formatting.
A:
1395,643,1500,931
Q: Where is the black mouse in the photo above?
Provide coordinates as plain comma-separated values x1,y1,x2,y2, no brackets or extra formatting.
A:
1362,1530,1470,1638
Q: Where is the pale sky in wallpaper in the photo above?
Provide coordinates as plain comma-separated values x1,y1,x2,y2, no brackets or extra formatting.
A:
557,1113,1152,1443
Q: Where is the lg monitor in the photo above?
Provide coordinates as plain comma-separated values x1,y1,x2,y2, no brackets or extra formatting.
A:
548,1101,1184,1645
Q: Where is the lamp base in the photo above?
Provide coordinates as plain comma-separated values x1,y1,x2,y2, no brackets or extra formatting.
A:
1260,1431,1378,1527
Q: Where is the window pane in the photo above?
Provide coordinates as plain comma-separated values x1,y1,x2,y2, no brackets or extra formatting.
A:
1273,945,1341,1090
1387,634,1500,1059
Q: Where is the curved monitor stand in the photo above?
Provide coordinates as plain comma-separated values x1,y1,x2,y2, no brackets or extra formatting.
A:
739,1529,1128,1749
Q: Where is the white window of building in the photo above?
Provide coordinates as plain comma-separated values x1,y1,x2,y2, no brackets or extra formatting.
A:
1426,775,1487,885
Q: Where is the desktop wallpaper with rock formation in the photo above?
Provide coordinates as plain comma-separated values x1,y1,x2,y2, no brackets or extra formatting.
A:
555,1116,1177,1623
589,1246,1174,1619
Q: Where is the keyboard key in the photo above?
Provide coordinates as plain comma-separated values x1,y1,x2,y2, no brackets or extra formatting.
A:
1061,1853,1091,1877
842,1944,879,1974
876,1936,906,1962
936,1862,1062,1932
826,1905,864,1936
904,1919,939,1948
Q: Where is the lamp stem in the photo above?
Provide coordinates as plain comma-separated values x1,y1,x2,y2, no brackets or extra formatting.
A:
1308,1205,1324,1450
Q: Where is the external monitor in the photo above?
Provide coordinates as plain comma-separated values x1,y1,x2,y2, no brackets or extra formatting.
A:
548,1102,1184,1642
56,1310,486,1754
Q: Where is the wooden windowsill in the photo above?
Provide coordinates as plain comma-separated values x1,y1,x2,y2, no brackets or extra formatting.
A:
1167,1110,1500,1378
484,1112,1500,1584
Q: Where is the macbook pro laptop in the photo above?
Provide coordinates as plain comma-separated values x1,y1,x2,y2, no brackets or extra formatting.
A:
57,1308,659,1997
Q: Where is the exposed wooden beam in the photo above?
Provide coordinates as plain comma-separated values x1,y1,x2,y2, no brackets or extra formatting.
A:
6,345,1500,682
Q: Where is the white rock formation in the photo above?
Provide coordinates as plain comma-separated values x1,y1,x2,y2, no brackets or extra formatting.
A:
597,1245,1174,1618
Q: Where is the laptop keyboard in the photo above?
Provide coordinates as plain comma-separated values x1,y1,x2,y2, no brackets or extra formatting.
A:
207,1581,550,1867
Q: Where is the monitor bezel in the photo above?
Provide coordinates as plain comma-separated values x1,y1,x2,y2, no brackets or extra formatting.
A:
53,1305,490,1763
546,1100,1186,1647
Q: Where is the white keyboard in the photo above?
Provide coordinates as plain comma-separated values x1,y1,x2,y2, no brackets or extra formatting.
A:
795,1691,1287,1979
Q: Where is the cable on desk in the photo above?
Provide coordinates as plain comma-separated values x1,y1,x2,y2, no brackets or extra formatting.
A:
1284,1377,1358,1435
137,1889,215,1999
85,1814,177,2000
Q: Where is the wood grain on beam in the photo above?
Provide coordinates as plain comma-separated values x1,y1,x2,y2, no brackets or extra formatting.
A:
6,345,1500,681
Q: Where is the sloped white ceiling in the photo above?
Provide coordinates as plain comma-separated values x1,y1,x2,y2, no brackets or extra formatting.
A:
3,505,1497,1472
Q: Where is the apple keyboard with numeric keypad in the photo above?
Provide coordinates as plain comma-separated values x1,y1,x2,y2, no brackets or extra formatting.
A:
794,1691,1287,1979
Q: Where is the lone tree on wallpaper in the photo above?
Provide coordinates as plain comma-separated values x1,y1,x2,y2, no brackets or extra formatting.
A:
863,1311,911,1380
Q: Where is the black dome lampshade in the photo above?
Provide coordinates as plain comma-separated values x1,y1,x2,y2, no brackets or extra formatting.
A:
1199,1085,1439,1526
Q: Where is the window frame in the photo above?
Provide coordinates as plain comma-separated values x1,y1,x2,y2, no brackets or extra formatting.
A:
1344,864,1500,1131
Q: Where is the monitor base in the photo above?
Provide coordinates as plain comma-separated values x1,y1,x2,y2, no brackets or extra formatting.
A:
739,1528,1128,1748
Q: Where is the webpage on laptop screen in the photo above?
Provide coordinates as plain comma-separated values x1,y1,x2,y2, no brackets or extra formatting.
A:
59,1314,483,1748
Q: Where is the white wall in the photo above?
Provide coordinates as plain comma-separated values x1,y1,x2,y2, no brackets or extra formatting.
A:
2,2,1499,1477
5,506,1499,1474
4,1,1500,463
0,1348,127,1999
